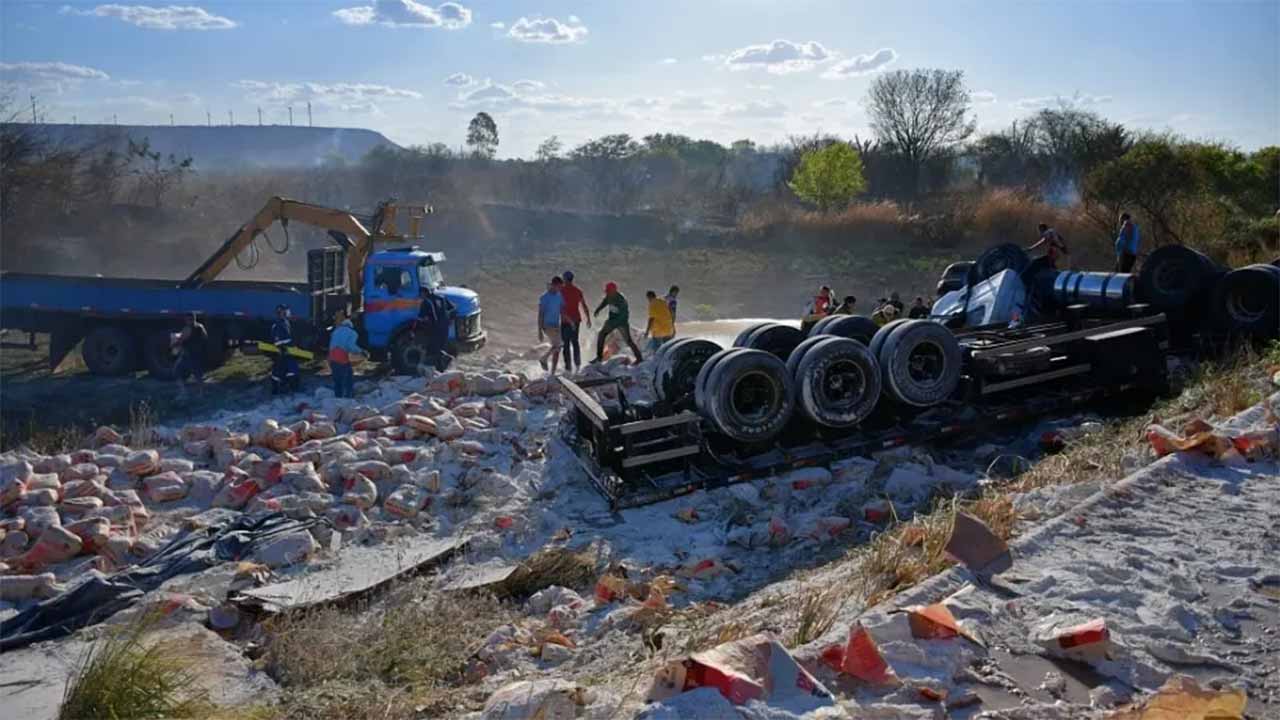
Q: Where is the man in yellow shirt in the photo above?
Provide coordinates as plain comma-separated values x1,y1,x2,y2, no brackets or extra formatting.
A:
644,289,675,353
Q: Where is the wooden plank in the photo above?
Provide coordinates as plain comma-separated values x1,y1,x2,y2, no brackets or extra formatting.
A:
621,445,701,468
619,411,701,435
981,364,1090,395
969,314,1165,359
556,377,608,430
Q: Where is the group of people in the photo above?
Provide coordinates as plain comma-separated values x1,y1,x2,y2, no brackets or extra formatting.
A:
536,272,680,375
800,287,930,332
1027,212,1141,272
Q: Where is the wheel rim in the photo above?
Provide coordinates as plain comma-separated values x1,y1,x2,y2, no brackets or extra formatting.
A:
907,341,946,385
400,343,427,369
730,370,778,423
822,358,865,408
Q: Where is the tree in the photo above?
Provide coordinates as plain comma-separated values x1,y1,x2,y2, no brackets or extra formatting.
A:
1084,137,1198,244
535,135,563,162
126,138,193,208
787,143,867,211
569,134,645,212
865,68,976,196
465,112,499,159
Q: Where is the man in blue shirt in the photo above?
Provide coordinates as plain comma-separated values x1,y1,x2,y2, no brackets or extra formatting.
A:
270,304,300,395
537,276,565,375
327,310,363,398
1115,212,1140,273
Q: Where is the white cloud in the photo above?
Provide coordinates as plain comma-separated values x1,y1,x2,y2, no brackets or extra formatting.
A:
61,4,237,30
452,79,608,114
821,47,896,78
511,79,544,91
333,0,471,29
659,57,678,65
489,21,504,29
444,72,474,86
507,16,587,44
745,82,773,91
721,99,787,118
971,90,997,104
0,61,111,94
723,39,831,74
814,97,849,108
669,95,716,112
1016,93,1112,110
235,80,422,116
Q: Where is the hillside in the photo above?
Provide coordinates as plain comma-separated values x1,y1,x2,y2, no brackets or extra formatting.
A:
5,123,400,171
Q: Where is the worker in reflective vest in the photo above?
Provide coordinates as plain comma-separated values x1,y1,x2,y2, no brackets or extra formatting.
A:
270,304,301,395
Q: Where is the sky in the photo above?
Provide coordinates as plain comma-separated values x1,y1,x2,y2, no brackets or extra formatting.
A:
1,0,1277,157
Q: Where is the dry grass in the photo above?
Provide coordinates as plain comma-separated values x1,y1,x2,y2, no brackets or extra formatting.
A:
59,613,211,720
787,584,847,648
495,546,597,599
263,584,511,717
129,400,156,448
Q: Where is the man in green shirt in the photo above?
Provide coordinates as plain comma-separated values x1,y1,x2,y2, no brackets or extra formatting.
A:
593,281,643,363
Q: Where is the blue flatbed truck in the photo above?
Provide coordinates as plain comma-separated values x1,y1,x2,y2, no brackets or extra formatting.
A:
0,197,486,378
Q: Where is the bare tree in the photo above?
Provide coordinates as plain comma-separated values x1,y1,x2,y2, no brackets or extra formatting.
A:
126,138,194,208
865,69,976,196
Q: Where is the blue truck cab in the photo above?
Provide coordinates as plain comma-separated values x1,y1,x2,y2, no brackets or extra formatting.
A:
361,248,485,366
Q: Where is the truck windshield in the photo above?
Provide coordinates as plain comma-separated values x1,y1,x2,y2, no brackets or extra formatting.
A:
418,263,443,289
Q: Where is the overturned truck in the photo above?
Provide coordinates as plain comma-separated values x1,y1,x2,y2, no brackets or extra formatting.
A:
562,245,1277,509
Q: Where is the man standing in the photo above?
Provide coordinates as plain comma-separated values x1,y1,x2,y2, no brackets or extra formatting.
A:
801,286,833,333
644,290,675,353
593,281,643,363
908,296,930,319
173,313,208,389
537,276,565,375
832,295,857,316
328,310,363,398
559,270,591,374
1027,223,1069,269
270,304,300,395
1115,212,1140,272
665,286,680,331
888,291,905,313
418,285,455,372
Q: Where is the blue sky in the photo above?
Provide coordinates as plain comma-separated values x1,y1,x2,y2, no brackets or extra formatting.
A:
2,1,1277,157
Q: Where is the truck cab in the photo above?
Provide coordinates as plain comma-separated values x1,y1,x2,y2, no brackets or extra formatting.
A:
360,248,485,371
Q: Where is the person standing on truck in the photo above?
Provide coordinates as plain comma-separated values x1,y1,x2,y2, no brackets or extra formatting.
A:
173,313,208,388
801,286,833,333
832,295,858,316
665,286,680,331
559,270,591,374
418,285,455,372
908,296,930,319
1027,223,1069,269
270,305,301,395
328,310,363,399
593,281,643,364
888,291,905,313
644,290,675,353
1115,212,1140,272
537,276,564,375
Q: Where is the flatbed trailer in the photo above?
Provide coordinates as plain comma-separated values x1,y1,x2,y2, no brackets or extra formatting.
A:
559,313,1171,509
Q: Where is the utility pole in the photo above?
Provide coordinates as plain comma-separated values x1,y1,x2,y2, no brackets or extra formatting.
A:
207,110,212,127
307,101,312,127
72,114,77,125
30,94,37,123
113,113,118,125
170,113,174,126
257,106,262,126
288,106,293,126
228,110,233,125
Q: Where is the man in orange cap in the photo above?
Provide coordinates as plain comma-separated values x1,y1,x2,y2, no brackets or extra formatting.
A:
593,281,643,363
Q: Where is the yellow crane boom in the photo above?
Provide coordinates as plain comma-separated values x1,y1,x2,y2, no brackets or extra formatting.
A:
182,196,429,304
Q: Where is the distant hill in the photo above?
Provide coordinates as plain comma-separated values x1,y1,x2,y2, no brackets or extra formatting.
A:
6,123,400,171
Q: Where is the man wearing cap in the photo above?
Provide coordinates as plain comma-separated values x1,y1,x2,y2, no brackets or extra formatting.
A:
328,309,363,398
559,270,591,374
270,304,301,395
593,282,643,363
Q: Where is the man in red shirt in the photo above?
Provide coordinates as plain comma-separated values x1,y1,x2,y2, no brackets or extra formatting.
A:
559,270,591,373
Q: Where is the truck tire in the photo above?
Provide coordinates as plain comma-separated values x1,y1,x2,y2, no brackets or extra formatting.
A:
702,348,794,443
733,322,775,348
816,315,879,345
974,243,1029,282
391,331,433,376
141,330,180,380
868,318,912,360
740,322,805,361
806,315,842,338
878,320,962,408
82,326,138,377
785,335,836,379
695,348,749,417
1212,264,1280,338
792,337,881,428
1137,245,1216,311
653,338,722,404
